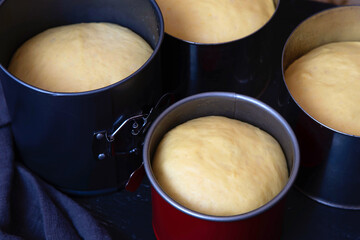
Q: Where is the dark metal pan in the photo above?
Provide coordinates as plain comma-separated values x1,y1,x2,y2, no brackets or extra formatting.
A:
161,0,280,99
0,0,164,195
281,6,360,209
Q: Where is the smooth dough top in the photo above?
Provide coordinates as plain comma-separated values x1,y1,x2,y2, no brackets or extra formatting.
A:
285,41,360,136
155,0,275,43
152,116,288,216
8,22,153,92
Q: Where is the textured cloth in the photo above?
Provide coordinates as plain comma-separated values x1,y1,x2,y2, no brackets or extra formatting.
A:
0,83,112,240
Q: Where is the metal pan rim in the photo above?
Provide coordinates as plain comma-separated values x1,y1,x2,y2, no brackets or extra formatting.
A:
281,5,360,138
161,0,281,46
144,91,300,222
0,0,164,97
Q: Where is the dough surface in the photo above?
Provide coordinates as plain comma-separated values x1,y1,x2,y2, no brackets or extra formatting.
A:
153,116,288,216
8,22,153,92
155,0,275,43
285,41,360,136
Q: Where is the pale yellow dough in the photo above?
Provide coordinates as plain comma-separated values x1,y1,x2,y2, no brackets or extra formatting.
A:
153,116,288,216
155,0,275,43
285,41,360,136
8,23,153,92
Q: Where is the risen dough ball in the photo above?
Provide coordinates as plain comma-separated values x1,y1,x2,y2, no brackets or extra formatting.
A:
8,23,153,92
285,41,360,136
155,0,275,43
153,116,288,216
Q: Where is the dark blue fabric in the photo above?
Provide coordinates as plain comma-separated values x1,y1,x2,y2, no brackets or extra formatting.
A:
0,83,112,240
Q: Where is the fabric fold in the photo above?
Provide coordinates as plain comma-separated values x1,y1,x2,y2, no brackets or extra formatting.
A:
0,83,113,240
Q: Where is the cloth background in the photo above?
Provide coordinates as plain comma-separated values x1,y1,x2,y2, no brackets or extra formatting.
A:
0,83,114,240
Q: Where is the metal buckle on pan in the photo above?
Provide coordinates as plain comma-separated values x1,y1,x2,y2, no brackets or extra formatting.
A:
93,93,174,152
92,113,150,162
107,113,149,143
92,93,175,190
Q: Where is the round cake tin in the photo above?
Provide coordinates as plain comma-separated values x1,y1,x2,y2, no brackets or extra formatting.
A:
144,92,300,239
161,0,281,99
0,0,164,195
281,6,360,209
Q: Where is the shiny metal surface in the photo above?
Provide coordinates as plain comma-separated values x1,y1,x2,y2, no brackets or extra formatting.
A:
0,0,164,194
143,92,300,222
281,6,360,209
161,0,280,99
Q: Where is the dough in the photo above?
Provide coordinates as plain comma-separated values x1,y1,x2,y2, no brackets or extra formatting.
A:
285,41,360,136
155,0,275,43
8,22,153,92
153,116,288,216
